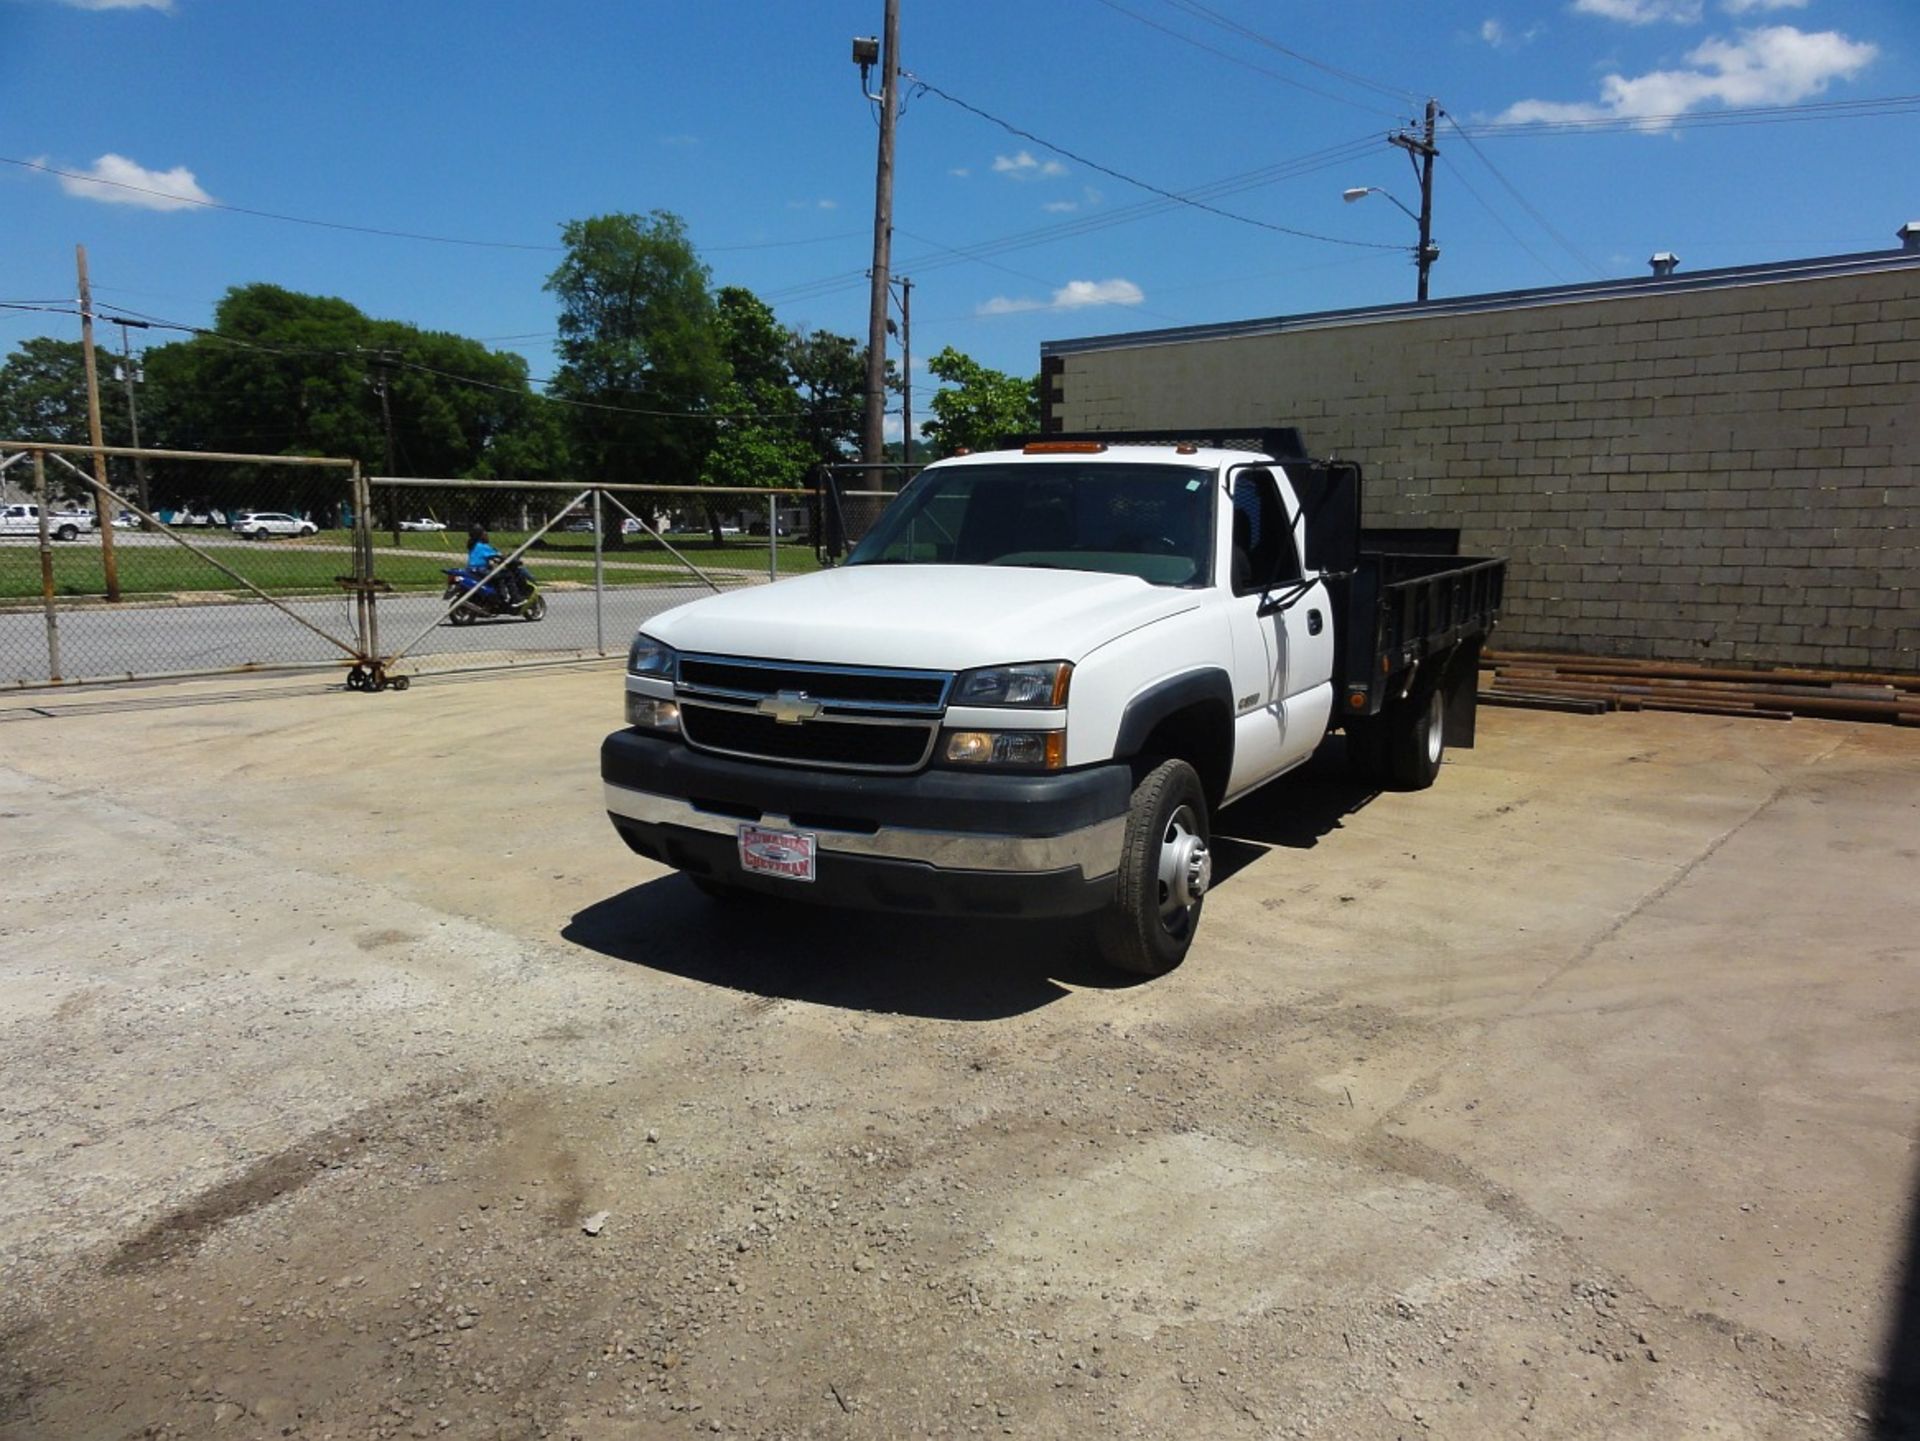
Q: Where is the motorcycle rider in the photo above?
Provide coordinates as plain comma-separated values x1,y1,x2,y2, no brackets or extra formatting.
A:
465,524,525,609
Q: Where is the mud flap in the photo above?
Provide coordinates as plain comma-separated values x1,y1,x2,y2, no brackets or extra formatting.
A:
1442,637,1482,749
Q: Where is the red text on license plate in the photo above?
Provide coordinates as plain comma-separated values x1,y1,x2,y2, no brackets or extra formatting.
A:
737,825,817,882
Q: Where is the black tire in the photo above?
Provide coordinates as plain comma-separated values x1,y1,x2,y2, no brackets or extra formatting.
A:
56,524,77,542
1094,758,1212,977
1387,681,1447,790
522,592,547,622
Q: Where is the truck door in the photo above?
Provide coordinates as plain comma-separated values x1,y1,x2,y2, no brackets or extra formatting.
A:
1222,467,1335,797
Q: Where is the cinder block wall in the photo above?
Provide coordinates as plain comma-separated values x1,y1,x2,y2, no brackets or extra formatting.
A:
1050,265,1920,672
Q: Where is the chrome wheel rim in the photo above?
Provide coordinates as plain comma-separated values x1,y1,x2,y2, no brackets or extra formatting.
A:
1424,689,1445,766
1156,803,1211,936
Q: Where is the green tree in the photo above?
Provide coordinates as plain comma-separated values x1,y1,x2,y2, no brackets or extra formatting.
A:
786,327,867,470
920,347,1039,457
545,211,726,488
0,336,141,507
139,284,567,515
696,287,813,541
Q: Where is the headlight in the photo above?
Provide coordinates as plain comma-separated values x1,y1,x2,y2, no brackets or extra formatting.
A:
943,730,1065,770
953,661,1071,708
627,633,677,678
625,694,682,732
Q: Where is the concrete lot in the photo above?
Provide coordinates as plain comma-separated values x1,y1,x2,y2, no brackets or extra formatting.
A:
0,666,1915,1440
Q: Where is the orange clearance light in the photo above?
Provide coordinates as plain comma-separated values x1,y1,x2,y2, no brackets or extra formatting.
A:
1045,732,1067,769
1176,443,1199,454
1023,440,1107,454
1348,690,1368,710
953,446,971,456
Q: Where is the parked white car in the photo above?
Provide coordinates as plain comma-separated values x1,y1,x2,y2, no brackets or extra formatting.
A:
399,517,446,532
233,511,318,539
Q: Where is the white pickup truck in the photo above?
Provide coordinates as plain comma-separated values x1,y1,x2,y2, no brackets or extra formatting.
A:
0,503,96,542
603,428,1505,974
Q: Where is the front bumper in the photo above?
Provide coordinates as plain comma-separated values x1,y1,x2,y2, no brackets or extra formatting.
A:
601,730,1130,918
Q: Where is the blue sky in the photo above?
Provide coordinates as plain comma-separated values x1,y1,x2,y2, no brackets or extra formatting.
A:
2,0,1913,437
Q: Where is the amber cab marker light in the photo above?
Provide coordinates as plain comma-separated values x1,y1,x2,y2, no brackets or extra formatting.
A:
1176,443,1198,454
1023,440,1107,454
1348,691,1368,710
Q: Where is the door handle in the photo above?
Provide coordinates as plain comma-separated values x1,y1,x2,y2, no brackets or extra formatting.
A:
1307,609,1323,635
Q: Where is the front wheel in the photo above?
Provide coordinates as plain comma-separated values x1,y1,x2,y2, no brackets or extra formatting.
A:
1094,759,1211,977
521,592,547,622
56,524,77,542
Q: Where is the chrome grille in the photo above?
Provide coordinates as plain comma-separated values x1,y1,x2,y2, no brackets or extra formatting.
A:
674,654,952,772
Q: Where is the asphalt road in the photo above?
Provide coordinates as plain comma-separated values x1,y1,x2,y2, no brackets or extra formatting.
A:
1,583,729,684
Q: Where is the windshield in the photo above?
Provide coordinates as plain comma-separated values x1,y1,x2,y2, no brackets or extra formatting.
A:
845,462,1215,587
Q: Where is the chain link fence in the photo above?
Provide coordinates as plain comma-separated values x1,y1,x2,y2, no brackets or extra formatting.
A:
3,440,867,690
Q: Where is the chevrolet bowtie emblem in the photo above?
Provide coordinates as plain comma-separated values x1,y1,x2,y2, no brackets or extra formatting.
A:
758,689,822,725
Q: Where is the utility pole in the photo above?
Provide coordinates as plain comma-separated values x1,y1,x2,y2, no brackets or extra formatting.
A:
895,275,912,468
1389,99,1440,303
372,353,399,546
115,319,151,516
74,245,121,601
859,0,900,468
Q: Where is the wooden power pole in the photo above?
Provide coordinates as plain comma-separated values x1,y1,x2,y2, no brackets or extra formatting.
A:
1390,99,1440,303
75,244,121,601
860,0,900,468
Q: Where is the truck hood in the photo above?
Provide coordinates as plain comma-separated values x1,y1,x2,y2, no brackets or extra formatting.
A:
646,565,1197,670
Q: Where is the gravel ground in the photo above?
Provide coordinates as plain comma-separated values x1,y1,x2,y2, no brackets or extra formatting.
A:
0,666,1915,1440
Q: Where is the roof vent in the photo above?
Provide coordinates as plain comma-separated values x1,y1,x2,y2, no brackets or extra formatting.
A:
1648,251,1680,278
1899,222,1920,254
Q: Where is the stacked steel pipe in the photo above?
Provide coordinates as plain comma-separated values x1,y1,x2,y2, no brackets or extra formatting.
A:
1479,649,1920,725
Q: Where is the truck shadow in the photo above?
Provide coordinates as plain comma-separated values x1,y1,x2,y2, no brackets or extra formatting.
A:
562,880,1138,1022
1875,1140,1920,1438
1208,739,1381,888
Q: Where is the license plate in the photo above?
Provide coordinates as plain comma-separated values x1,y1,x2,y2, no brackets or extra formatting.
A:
737,825,817,883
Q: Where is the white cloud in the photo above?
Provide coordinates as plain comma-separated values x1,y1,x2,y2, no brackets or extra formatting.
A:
1042,199,1078,213
1722,0,1807,11
948,166,971,178
1572,0,1703,22
1481,16,1544,47
1497,24,1877,126
58,0,173,9
786,198,837,210
976,278,1144,316
50,153,212,210
992,149,1069,180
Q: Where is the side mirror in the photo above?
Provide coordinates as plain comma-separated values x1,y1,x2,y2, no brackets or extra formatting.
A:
1257,579,1315,618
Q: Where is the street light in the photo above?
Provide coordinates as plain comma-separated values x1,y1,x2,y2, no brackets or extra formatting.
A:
1342,185,1440,300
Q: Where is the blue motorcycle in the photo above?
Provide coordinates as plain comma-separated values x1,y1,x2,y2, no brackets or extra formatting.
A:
441,560,545,624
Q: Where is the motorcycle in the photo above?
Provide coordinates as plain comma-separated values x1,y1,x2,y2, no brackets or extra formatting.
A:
441,560,546,624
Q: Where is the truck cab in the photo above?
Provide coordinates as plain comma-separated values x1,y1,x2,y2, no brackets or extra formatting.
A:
603,431,1503,975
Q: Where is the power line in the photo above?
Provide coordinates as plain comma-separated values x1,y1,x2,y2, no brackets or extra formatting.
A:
1443,117,1605,278
901,73,1405,251
1082,0,1403,118
763,137,1384,310
1434,156,1566,284
1152,0,1420,106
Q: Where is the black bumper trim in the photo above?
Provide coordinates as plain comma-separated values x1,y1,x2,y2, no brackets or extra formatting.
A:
601,729,1131,837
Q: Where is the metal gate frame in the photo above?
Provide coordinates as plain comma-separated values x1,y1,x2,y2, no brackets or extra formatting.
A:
362,476,812,682
2,439,366,688
3,440,829,692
